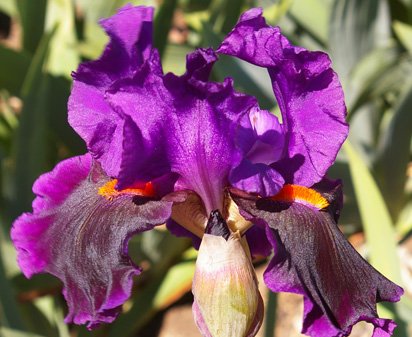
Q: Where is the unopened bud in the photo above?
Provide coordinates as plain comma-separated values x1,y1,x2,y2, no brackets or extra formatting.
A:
192,232,263,337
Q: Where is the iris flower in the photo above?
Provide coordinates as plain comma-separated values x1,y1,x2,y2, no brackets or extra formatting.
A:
12,5,403,337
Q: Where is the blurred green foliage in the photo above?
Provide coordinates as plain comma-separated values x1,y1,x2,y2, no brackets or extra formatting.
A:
0,0,411,336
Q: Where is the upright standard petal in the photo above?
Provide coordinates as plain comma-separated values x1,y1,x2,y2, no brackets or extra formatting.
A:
11,154,173,328
218,8,349,187
106,48,257,212
231,184,403,337
68,5,160,178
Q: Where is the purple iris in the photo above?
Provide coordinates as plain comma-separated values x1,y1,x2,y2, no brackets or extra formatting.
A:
11,5,403,337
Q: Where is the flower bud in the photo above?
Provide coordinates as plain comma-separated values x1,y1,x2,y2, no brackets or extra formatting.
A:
192,231,263,337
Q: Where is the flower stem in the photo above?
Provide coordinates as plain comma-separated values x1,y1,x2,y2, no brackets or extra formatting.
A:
264,291,277,337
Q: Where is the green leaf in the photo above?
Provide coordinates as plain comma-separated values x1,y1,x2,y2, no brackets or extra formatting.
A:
344,141,412,334
183,10,210,32
76,22,107,60
18,300,61,337
108,255,195,337
179,0,211,12
389,0,412,23
347,46,404,114
375,81,412,218
153,248,196,309
344,141,401,282
393,20,412,53
0,231,19,278
74,0,153,23
288,0,330,45
0,327,46,337
0,90,19,152
329,0,391,94
396,296,412,324
33,297,70,337
11,263,61,291
396,201,412,238
47,76,85,156
0,46,31,95
17,0,48,54
208,0,245,34
0,229,24,330
327,160,362,232
108,230,191,337
162,44,193,76
20,27,55,98
154,0,178,59
45,0,80,78
11,30,55,217
202,23,275,110
0,0,17,17
263,0,294,24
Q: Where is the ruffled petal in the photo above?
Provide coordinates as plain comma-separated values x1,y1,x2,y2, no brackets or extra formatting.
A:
11,154,173,328
218,8,349,187
106,48,257,212
74,4,156,87
68,5,159,178
231,185,403,337
229,107,285,196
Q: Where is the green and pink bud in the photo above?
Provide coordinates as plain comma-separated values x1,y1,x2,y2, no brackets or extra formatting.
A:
192,211,263,337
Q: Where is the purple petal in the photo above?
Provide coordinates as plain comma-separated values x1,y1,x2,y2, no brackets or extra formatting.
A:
74,5,156,87
218,8,349,187
68,5,160,178
106,48,257,212
229,160,284,196
236,107,285,164
229,107,286,196
244,224,272,258
11,154,173,328
231,186,403,337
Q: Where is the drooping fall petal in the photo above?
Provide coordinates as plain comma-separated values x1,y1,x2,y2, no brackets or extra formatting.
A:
11,154,173,328
231,184,403,337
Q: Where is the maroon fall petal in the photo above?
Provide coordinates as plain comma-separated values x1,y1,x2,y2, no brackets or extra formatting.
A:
11,154,173,328
231,189,403,337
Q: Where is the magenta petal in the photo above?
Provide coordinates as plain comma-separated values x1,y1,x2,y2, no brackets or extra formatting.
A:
73,5,156,87
68,82,125,178
106,48,257,212
229,160,284,196
236,108,285,165
231,187,403,337
229,107,286,196
218,8,349,187
246,119,284,166
68,5,159,178
11,154,173,328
